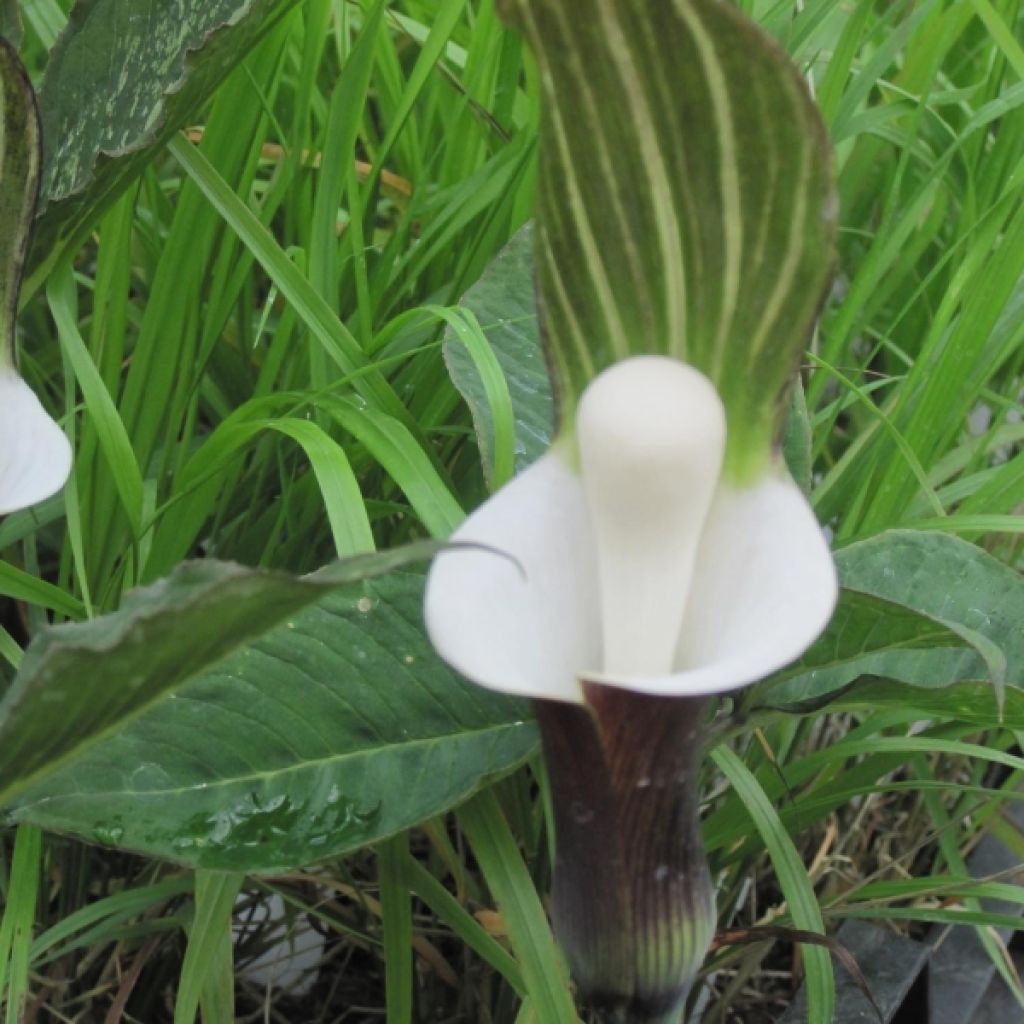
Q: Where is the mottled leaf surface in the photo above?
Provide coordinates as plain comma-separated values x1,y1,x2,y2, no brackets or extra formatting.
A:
0,543,440,806
26,0,302,284
758,530,1021,710
0,40,72,513
498,0,836,476
10,573,535,873
757,591,975,709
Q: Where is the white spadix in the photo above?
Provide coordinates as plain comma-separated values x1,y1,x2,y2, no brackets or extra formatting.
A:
576,357,725,677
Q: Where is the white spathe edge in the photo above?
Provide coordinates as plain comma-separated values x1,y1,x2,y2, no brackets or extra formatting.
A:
424,445,599,704
0,370,72,514
425,449,836,704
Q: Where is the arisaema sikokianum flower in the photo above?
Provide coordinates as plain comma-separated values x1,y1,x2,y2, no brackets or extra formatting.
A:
429,356,836,1021
428,0,838,1019
0,38,71,515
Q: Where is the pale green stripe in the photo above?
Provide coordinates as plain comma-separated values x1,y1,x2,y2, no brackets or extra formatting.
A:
547,1,651,326
748,134,814,362
539,233,597,386
596,0,688,350
522,3,631,360
746,82,780,276
675,0,741,377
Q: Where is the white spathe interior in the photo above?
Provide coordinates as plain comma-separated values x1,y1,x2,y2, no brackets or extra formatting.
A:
576,357,725,676
424,357,837,704
584,469,838,696
424,446,600,703
0,371,72,515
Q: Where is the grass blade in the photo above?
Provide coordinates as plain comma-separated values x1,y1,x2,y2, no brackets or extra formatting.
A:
712,746,834,1023
167,133,415,432
378,835,414,1024
173,871,244,1024
0,824,41,1021
457,789,578,1024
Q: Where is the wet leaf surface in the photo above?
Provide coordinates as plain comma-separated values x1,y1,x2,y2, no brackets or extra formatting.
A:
9,572,535,872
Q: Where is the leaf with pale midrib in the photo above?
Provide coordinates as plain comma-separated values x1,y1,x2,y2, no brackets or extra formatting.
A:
8,572,535,873
0,543,442,807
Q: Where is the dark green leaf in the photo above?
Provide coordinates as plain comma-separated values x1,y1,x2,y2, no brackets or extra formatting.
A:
9,572,536,873
757,590,974,709
0,543,441,806
0,36,39,362
25,0,303,289
757,530,1021,711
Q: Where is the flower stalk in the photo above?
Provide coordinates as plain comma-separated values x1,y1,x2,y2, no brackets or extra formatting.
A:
536,691,714,1023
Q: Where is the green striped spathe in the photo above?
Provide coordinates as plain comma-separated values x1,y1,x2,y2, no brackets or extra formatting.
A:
498,0,836,480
